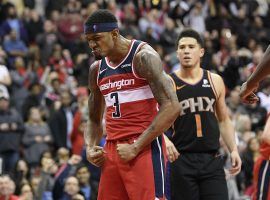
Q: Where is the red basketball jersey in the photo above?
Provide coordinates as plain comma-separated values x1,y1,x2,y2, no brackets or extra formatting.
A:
97,40,158,140
260,142,270,160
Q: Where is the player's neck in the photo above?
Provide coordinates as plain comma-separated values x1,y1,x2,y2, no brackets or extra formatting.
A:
106,36,132,65
178,67,203,83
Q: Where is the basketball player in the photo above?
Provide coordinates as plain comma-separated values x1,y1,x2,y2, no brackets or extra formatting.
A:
168,29,242,200
239,45,270,200
83,10,180,200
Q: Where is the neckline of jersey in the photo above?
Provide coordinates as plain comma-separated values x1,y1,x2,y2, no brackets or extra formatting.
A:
174,68,204,86
105,39,135,69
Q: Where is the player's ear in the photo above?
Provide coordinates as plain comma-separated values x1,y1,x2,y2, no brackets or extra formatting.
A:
111,29,119,39
200,48,205,58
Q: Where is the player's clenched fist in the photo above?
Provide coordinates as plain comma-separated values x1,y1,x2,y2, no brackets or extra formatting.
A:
86,146,106,167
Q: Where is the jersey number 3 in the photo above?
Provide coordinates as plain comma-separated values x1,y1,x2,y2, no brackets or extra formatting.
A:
111,92,121,118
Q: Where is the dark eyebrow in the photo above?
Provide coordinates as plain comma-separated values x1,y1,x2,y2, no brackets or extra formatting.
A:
85,34,102,40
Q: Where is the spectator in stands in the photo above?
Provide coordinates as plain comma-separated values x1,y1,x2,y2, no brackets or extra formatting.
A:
3,30,28,69
57,147,70,166
36,155,58,200
0,85,24,173
71,111,87,156
52,154,82,200
22,107,53,168
12,159,30,195
62,176,82,200
0,175,19,200
237,100,267,131
24,10,43,44
36,20,59,66
71,87,88,155
0,4,28,43
18,183,34,200
21,82,44,121
239,137,260,196
0,65,11,87
49,91,74,149
57,10,84,53
75,164,97,200
9,56,30,113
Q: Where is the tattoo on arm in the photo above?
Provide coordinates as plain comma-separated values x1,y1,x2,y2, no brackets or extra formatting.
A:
131,45,180,152
135,46,178,105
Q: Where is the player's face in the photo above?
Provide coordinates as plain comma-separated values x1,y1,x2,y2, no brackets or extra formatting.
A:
177,37,204,69
85,31,115,60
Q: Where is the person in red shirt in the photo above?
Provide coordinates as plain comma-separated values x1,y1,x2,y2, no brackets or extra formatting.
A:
84,9,180,200
71,111,87,155
0,175,19,200
70,87,88,155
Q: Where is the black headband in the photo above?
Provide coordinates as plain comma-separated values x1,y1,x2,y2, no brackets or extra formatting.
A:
84,22,118,34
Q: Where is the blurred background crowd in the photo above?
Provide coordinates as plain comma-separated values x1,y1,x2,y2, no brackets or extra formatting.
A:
0,0,269,199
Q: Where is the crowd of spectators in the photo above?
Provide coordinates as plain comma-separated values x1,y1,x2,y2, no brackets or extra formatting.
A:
0,0,269,199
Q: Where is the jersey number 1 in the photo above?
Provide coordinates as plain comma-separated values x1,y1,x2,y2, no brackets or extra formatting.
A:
111,92,121,118
195,114,203,137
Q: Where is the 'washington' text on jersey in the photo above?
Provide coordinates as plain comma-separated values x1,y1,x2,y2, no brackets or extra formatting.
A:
100,78,135,91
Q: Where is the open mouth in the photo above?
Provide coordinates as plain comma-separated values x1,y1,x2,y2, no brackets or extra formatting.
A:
92,49,100,54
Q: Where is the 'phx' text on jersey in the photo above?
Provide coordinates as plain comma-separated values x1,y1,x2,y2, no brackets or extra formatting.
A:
97,40,158,140
170,70,220,153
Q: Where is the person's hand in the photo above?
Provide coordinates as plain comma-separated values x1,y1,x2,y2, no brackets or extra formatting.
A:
63,49,71,60
164,135,180,162
35,136,43,142
117,143,138,162
44,135,51,142
86,146,106,167
10,123,17,130
229,150,242,176
68,154,82,165
42,157,56,173
0,123,9,131
239,82,259,104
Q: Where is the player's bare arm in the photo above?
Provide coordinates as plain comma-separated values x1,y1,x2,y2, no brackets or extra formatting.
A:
116,44,180,162
84,61,106,167
240,45,270,103
212,73,241,175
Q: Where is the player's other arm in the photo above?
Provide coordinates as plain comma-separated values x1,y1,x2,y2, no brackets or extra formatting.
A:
84,62,106,167
213,73,241,175
213,73,237,152
261,117,270,145
123,45,180,156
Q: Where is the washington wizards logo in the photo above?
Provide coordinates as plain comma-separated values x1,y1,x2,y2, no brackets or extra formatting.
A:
93,25,97,32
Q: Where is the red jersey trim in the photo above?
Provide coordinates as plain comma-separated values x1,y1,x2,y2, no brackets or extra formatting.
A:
132,42,147,80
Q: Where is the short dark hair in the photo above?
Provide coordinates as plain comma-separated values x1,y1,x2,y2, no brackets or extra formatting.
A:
176,28,204,48
85,9,117,26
